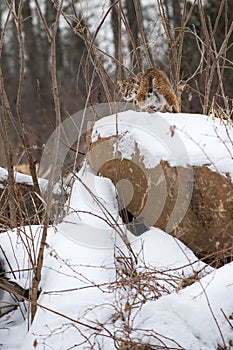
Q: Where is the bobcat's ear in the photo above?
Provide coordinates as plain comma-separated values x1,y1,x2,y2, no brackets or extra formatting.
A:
117,80,123,86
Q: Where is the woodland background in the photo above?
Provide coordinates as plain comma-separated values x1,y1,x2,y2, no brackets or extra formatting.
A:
0,0,232,166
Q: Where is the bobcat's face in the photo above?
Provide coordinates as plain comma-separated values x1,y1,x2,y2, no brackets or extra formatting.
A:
118,76,140,101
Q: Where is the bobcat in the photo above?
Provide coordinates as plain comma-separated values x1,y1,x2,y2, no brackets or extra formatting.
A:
118,68,180,113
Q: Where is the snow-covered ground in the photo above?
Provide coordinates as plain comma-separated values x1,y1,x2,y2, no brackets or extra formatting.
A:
0,111,233,349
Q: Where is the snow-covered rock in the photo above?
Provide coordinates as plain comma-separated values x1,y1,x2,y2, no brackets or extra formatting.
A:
88,111,233,263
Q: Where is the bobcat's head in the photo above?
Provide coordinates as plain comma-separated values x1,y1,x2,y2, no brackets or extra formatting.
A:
118,76,140,101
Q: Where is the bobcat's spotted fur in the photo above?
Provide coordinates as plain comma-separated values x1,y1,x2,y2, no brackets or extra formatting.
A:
117,76,140,102
118,68,180,113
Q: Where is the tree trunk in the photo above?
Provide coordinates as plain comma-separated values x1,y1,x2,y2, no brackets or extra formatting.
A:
125,0,140,69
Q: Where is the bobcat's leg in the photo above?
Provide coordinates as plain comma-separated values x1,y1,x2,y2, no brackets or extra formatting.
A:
146,105,158,113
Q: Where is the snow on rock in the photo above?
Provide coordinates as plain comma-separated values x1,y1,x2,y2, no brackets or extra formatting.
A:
0,225,56,349
0,166,60,193
88,111,233,262
133,262,233,350
57,164,136,248
68,165,120,228
0,225,211,350
92,111,233,177
0,167,8,182
2,221,231,350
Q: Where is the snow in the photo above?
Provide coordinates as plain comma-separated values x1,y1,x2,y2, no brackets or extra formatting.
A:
0,221,219,350
0,167,61,194
0,111,233,350
92,111,233,177
57,164,135,248
133,263,233,350
0,166,41,186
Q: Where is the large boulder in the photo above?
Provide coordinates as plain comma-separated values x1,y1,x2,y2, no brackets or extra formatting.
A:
86,112,233,265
